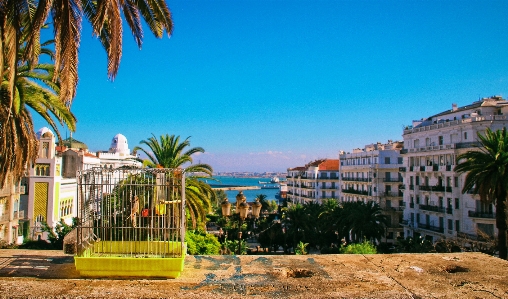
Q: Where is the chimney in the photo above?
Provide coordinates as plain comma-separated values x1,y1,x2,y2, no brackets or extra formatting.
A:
452,103,458,111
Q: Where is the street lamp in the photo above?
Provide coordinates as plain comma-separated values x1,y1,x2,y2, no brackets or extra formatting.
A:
221,198,231,217
251,198,262,219
236,196,249,255
235,191,246,213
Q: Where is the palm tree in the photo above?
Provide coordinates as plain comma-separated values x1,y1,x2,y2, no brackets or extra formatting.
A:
0,36,76,186
2,0,173,105
134,134,215,229
341,201,387,243
455,128,508,260
255,194,269,212
0,0,173,185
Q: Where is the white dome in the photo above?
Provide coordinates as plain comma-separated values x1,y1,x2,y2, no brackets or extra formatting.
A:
36,127,53,140
109,133,130,155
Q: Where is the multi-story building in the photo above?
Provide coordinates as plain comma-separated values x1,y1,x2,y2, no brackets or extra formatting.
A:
20,127,77,240
401,96,508,243
286,159,340,204
20,128,142,241
339,140,405,243
0,174,24,244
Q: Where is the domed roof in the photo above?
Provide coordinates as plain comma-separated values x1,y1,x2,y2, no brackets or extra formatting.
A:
36,127,53,140
109,133,130,155
61,136,88,150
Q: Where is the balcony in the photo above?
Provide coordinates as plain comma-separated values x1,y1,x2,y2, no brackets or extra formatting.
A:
14,210,24,219
399,167,406,172
468,210,496,219
0,213,9,222
417,222,444,233
419,185,431,191
342,189,369,196
341,177,371,182
383,178,403,183
409,203,415,208
433,185,445,192
419,204,446,213
399,184,405,190
384,191,403,198
15,186,26,194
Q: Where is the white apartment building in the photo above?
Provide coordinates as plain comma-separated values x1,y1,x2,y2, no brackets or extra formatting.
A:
20,129,142,241
401,96,508,243
286,159,340,204
339,141,405,243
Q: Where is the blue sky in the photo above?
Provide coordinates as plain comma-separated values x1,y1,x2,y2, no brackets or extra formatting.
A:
34,1,508,172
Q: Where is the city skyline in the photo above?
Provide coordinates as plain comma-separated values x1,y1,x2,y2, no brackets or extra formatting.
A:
33,1,508,172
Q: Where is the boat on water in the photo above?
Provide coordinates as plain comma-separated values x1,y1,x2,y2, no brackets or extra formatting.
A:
260,184,280,189
259,176,281,184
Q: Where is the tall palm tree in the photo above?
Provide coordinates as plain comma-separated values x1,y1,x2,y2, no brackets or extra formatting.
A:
0,36,76,186
0,0,173,186
2,0,173,105
134,134,215,229
341,201,387,243
455,128,508,260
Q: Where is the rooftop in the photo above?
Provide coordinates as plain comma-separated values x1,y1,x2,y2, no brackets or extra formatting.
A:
1,249,506,298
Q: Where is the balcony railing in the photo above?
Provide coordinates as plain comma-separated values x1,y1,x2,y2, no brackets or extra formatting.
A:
419,204,446,213
342,189,369,196
14,210,24,219
417,222,444,233
15,186,26,194
0,213,9,222
383,178,403,182
384,191,403,197
419,185,431,191
341,177,371,182
468,210,496,219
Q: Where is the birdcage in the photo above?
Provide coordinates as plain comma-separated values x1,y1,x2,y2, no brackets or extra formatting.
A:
73,167,186,278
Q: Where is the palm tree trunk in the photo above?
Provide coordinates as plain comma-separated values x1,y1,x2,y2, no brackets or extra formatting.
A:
496,194,507,260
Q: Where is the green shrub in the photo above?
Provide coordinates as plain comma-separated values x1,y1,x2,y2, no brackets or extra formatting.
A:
41,217,78,250
185,230,221,255
295,241,309,255
340,241,377,254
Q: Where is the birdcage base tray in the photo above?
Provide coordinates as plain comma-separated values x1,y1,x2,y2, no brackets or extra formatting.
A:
75,256,185,278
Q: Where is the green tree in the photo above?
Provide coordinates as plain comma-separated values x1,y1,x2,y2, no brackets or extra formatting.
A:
185,230,221,255
1,36,76,186
41,217,78,249
342,201,387,243
0,0,173,186
134,134,215,229
455,128,508,260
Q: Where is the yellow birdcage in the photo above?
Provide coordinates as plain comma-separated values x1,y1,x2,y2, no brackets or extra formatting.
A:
74,167,186,278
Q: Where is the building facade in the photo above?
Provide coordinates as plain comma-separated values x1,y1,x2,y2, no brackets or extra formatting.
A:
0,174,24,244
401,96,508,243
286,159,340,204
339,140,405,243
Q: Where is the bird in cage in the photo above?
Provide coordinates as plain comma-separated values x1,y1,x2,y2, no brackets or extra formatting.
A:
129,195,139,227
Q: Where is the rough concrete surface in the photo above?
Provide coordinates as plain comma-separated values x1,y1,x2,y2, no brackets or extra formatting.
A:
0,249,507,298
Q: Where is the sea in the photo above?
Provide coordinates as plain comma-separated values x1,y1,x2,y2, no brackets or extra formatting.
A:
210,176,281,203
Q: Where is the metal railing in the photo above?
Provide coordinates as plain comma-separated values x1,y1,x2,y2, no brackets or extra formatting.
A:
417,222,444,233
468,210,496,219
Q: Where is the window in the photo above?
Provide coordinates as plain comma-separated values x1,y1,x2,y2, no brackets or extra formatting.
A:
385,157,390,164
455,220,460,232
414,139,420,148
454,177,459,187
464,132,468,140
416,196,420,204
42,142,49,158
455,198,460,209
398,157,403,164
448,219,453,230
387,232,394,239
438,136,443,145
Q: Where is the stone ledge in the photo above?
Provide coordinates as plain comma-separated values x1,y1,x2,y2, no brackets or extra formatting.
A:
0,249,507,298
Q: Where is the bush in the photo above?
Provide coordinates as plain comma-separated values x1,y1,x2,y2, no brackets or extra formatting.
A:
41,217,78,250
18,239,54,250
340,241,377,254
185,230,221,255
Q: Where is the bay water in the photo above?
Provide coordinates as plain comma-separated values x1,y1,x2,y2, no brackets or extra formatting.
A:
211,176,281,203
